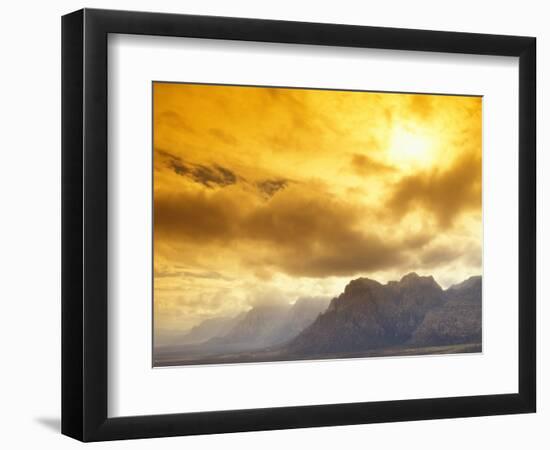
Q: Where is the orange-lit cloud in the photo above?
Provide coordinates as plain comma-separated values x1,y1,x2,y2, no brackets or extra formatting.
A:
153,83,482,336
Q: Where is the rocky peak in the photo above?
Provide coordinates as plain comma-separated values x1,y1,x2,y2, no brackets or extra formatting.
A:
448,275,482,291
400,272,421,282
343,277,383,295
399,272,441,290
288,272,450,356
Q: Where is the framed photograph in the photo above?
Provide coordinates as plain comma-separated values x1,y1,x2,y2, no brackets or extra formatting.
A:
61,8,536,442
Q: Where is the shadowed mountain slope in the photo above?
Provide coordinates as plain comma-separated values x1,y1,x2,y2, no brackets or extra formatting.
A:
410,275,481,346
285,273,481,356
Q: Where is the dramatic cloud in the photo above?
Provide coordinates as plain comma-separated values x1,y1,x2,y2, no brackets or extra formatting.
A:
162,151,239,188
152,83,482,332
387,150,481,227
256,179,288,197
155,183,433,278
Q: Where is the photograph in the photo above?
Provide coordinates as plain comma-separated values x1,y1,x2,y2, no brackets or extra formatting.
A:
152,82,483,367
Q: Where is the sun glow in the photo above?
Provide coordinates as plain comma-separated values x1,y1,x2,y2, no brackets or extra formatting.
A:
387,124,436,169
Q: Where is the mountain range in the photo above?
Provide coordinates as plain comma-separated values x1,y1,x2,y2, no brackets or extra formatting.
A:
286,273,481,357
154,296,330,363
217,296,331,349
171,313,246,346
154,273,481,366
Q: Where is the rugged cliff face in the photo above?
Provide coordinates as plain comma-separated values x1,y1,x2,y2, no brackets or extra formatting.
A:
409,275,481,346
285,273,481,356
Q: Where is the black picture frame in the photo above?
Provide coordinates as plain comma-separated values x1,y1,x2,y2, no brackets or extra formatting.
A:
61,8,536,442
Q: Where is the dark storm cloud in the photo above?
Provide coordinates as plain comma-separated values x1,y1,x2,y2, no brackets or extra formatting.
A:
192,164,237,187
154,189,237,242
170,159,191,176
256,179,288,197
154,146,479,279
386,151,481,227
159,150,239,188
154,185,431,278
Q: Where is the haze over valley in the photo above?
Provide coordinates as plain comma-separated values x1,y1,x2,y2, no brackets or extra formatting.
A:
154,273,481,366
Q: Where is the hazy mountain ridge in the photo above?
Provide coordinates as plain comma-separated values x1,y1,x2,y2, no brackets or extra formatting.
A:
155,296,330,359
213,303,290,348
176,313,246,345
207,296,331,349
285,273,481,357
154,274,481,366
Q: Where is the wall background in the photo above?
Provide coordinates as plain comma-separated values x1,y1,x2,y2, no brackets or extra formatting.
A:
0,1,545,448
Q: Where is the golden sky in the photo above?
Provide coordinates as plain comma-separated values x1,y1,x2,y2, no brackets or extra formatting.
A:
153,82,482,338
